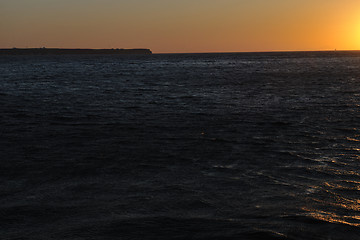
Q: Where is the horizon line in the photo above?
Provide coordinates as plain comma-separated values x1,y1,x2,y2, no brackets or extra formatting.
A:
154,49,360,54
1,47,360,54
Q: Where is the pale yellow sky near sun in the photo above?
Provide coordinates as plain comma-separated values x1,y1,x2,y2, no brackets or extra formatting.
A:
1,0,360,53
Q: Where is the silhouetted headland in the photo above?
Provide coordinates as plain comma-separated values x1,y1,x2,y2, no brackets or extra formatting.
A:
0,48,152,55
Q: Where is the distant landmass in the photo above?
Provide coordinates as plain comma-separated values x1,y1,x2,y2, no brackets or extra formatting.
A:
0,48,152,55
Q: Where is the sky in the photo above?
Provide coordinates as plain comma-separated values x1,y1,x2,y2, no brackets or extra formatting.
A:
1,0,360,53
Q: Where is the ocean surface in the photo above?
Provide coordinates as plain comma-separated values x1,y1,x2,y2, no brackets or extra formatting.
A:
1,51,360,239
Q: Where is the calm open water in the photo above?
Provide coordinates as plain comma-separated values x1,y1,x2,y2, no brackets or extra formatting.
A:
1,52,360,239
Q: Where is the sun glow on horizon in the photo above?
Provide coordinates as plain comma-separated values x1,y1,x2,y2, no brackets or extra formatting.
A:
1,0,360,53
353,20,360,50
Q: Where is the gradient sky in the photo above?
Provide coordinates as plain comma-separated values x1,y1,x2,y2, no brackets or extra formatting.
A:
1,0,360,53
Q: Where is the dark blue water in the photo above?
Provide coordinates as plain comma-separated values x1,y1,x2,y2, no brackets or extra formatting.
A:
1,52,360,239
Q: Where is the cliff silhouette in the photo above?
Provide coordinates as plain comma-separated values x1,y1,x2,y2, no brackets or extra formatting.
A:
0,48,152,55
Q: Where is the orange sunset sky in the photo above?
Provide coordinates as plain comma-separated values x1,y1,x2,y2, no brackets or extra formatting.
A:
1,0,360,53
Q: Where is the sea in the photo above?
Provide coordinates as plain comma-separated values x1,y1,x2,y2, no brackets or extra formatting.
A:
1,51,360,240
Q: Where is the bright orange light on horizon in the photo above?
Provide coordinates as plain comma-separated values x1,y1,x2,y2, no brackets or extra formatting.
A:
1,0,360,53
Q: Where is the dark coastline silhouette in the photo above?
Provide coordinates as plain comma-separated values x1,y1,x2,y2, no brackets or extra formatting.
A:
0,48,152,55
